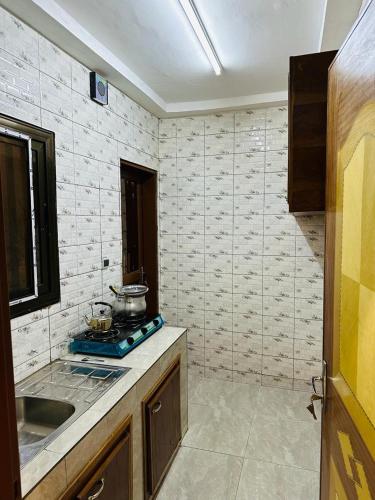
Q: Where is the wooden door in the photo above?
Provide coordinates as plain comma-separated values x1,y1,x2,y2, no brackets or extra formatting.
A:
144,361,181,498
322,1,375,498
120,161,158,316
0,165,21,498
76,430,131,500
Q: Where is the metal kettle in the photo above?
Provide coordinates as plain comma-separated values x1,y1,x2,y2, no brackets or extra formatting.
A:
84,302,113,331
109,285,149,318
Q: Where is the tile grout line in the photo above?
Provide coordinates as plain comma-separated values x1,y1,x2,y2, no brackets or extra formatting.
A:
261,114,266,387
231,116,235,380
180,443,244,460
233,387,261,498
203,120,206,379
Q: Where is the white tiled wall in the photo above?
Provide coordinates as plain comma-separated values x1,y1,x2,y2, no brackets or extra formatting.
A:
2,7,324,390
158,110,325,391
0,7,159,382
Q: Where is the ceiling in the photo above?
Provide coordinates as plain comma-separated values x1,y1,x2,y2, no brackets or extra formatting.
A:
52,0,326,102
0,0,363,115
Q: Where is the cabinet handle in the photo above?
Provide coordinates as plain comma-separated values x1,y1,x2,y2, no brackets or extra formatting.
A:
88,478,105,500
152,401,162,414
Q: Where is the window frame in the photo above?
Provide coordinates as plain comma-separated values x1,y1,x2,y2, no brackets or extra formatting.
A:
0,113,60,318
1,128,38,304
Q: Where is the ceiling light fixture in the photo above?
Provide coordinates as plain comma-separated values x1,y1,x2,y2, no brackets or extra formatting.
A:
178,0,222,75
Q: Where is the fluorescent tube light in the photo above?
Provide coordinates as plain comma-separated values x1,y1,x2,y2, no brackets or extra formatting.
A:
178,0,222,75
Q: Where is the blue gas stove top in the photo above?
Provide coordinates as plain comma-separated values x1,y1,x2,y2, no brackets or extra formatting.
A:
70,314,164,358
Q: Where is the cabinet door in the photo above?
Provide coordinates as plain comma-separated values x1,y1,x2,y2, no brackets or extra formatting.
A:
145,362,181,497
76,431,131,500
288,50,337,212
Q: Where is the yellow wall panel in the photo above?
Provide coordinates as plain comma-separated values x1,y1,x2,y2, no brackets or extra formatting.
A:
333,102,375,461
340,274,359,393
360,136,375,291
341,139,364,283
357,284,375,427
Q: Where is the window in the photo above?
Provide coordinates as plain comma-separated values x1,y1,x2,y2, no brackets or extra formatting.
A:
0,114,59,318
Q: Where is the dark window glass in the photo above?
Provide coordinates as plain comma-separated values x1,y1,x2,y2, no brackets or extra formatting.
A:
0,114,60,318
0,135,35,301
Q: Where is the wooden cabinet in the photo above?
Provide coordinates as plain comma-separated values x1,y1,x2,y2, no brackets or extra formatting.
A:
143,359,181,499
76,430,131,500
288,50,337,213
62,420,132,500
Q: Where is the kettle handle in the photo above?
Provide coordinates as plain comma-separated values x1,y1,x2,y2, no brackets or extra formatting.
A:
94,301,113,310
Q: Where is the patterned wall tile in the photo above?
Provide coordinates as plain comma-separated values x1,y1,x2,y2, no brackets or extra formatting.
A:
0,6,159,380
159,107,325,390
176,116,205,137
0,48,40,104
0,89,41,125
2,7,325,390
205,133,234,155
39,36,72,86
266,106,288,129
235,109,266,132
205,113,234,134
1,12,39,67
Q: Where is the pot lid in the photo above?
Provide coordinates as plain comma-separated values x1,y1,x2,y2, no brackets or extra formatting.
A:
117,284,149,297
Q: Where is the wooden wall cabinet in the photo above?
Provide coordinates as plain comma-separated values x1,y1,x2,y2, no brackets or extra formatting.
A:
288,50,337,213
143,359,181,499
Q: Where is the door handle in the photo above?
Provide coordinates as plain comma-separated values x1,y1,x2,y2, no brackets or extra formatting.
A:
307,393,323,420
312,375,323,395
88,478,105,499
152,401,162,414
306,360,327,420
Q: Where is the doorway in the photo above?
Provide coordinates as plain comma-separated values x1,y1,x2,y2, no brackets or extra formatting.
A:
120,160,158,316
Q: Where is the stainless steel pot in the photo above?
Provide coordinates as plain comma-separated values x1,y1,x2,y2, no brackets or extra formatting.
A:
109,284,149,318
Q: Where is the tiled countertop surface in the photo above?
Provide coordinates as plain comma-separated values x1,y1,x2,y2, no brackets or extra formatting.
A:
21,325,187,497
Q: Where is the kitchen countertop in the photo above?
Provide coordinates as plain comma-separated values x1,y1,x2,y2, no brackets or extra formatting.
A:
21,325,187,497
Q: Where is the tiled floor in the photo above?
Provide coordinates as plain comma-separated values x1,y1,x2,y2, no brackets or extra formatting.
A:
157,375,321,500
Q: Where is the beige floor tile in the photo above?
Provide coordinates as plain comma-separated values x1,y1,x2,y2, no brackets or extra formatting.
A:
255,386,321,423
188,371,204,400
182,403,252,456
162,376,322,499
189,377,260,417
156,446,243,500
245,414,321,471
236,459,320,500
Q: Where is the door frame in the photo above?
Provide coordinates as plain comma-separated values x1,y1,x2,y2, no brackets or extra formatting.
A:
0,174,21,498
321,0,375,497
120,160,159,316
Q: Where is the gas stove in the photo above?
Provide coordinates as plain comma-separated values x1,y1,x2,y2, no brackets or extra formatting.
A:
70,314,164,358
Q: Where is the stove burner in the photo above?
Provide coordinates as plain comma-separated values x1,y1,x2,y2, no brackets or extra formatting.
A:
113,314,146,328
84,328,119,341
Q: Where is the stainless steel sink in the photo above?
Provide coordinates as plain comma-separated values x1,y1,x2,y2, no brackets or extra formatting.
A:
16,360,130,467
17,396,75,447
